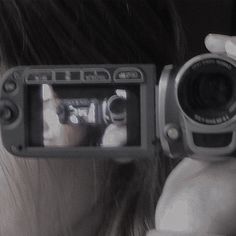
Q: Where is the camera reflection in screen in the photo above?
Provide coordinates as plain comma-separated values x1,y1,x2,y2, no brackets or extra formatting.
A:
42,84,127,147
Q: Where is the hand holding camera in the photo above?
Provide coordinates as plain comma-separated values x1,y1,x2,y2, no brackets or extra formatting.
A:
148,34,236,236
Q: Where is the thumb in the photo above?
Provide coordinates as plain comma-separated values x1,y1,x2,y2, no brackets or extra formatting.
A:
204,34,231,53
42,84,57,101
225,38,236,60
205,34,236,60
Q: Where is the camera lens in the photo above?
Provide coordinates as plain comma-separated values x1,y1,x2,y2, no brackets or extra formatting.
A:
190,73,233,110
177,57,236,125
109,97,126,114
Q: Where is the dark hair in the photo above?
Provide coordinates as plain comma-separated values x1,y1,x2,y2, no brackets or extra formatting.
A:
0,0,184,235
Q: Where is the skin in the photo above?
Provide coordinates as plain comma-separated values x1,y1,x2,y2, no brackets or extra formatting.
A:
42,84,127,147
147,34,236,236
42,84,88,146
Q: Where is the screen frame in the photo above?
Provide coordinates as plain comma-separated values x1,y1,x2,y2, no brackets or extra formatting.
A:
1,65,157,159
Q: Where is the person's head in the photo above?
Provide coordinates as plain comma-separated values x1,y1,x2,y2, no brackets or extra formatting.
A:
0,0,184,66
0,0,185,235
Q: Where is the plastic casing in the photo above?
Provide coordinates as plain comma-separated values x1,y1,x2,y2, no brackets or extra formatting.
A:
0,64,157,159
158,53,236,160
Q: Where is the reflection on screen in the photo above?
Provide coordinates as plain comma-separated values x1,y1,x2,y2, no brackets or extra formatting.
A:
28,84,140,147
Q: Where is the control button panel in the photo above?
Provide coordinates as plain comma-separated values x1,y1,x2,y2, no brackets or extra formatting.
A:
27,72,53,82
83,70,111,83
25,67,144,84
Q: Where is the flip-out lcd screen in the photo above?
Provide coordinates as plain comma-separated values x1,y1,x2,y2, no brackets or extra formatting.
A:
28,84,140,147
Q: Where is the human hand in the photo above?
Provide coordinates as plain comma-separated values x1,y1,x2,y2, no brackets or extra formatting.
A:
101,92,127,147
42,84,87,146
147,35,236,236
101,123,127,147
205,34,236,59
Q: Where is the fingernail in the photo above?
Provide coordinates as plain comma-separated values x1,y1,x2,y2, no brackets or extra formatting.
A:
205,34,230,53
42,84,54,101
225,39,236,60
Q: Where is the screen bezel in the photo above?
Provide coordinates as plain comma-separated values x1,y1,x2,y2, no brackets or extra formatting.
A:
1,65,156,159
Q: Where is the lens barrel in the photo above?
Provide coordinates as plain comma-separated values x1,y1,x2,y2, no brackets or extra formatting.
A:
107,95,127,124
177,55,236,125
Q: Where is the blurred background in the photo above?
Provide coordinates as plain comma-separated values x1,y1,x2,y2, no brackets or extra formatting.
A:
174,0,235,58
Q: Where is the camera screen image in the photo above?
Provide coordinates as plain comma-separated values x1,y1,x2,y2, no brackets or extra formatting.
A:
28,84,140,147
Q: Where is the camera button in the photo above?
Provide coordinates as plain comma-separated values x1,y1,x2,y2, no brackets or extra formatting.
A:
0,100,18,124
114,68,144,82
83,70,111,82
0,107,12,121
3,79,17,93
70,71,81,81
97,71,110,81
56,72,66,80
166,126,180,141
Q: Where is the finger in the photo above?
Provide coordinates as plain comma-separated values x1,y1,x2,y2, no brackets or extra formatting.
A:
225,38,236,60
42,84,57,101
205,34,231,53
101,124,127,147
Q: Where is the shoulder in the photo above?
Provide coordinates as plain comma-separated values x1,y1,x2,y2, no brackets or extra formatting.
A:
155,158,236,235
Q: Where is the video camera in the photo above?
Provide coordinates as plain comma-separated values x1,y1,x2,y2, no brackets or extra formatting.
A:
56,95,127,126
0,54,235,159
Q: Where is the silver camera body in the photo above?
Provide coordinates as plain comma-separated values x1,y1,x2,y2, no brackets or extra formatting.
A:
158,54,236,159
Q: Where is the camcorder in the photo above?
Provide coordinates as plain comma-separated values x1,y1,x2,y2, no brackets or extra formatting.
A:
0,53,236,159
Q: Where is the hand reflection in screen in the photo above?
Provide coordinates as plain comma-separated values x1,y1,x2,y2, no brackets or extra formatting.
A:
101,90,127,147
42,84,88,147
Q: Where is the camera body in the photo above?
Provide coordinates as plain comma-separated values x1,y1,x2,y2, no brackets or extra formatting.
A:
1,54,236,159
56,95,127,126
158,54,236,159
0,65,157,159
